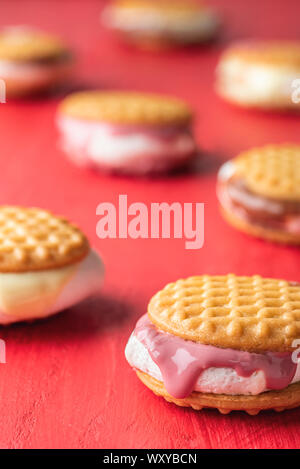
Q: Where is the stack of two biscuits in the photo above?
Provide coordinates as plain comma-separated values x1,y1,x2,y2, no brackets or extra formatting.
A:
57,90,197,175
0,27,73,97
126,275,300,414
102,0,220,50
125,142,300,415
0,206,104,325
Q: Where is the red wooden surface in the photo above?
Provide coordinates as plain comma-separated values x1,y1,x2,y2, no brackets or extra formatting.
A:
0,0,300,450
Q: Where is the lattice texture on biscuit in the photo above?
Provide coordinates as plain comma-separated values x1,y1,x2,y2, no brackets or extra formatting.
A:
114,0,204,15
0,206,89,272
60,91,193,125
0,27,68,61
148,274,300,352
234,144,300,200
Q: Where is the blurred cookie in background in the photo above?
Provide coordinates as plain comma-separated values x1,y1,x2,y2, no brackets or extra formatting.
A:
0,26,73,97
57,90,197,175
217,144,300,244
0,206,104,325
102,0,220,50
216,40,300,111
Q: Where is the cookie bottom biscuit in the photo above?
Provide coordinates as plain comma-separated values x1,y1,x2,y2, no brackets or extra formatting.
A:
114,29,216,51
221,206,300,245
113,32,184,51
136,370,300,414
0,59,72,97
103,2,219,51
64,147,195,175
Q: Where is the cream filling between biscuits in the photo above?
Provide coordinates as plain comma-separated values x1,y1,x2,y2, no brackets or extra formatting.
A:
0,59,71,87
103,7,218,40
57,116,196,167
0,249,104,323
217,161,300,234
126,333,300,396
217,57,298,105
0,263,77,317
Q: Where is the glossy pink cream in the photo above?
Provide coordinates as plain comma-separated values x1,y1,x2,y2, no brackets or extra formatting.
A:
134,315,297,399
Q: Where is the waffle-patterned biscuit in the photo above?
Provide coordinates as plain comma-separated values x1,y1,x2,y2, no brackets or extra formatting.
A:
0,27,69,62
137,371,300,414
222,40,300,67
113,0,205,16
106,0,218,51
233,144,300,200
148,274,300,352
59,91,193,126
0,206,89,273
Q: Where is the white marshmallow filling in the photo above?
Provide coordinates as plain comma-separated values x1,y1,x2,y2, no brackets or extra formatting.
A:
0,249,104,324
57,116,196,168
125,332,300,396
217,57,299,106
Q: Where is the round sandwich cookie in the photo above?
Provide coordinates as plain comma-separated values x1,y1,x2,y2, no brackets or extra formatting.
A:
217,144,300,244
216,40,300,110
57,90,197,175
0,26,73,97
125,275,300,414
102,0,219,50
0,206,104,325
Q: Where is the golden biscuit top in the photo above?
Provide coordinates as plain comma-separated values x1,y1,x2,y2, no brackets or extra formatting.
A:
233,144,300,200
0,206,89,272
112,0,205,16
148,274,300,352
59,91,193,125
0,27,69,61
221,40,300,67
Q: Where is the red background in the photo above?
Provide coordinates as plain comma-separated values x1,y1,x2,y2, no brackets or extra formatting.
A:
0,0,300,449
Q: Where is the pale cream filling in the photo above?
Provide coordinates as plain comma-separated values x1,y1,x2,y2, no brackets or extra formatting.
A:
0,249,104,322
0,59,71,85
57,116,196,165
0,263,78,318
217,57,299,104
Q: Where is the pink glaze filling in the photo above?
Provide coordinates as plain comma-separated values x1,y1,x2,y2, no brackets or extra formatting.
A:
134,315,297,399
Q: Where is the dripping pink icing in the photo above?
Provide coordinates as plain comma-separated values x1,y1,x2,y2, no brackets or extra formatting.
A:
134,315,297,399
